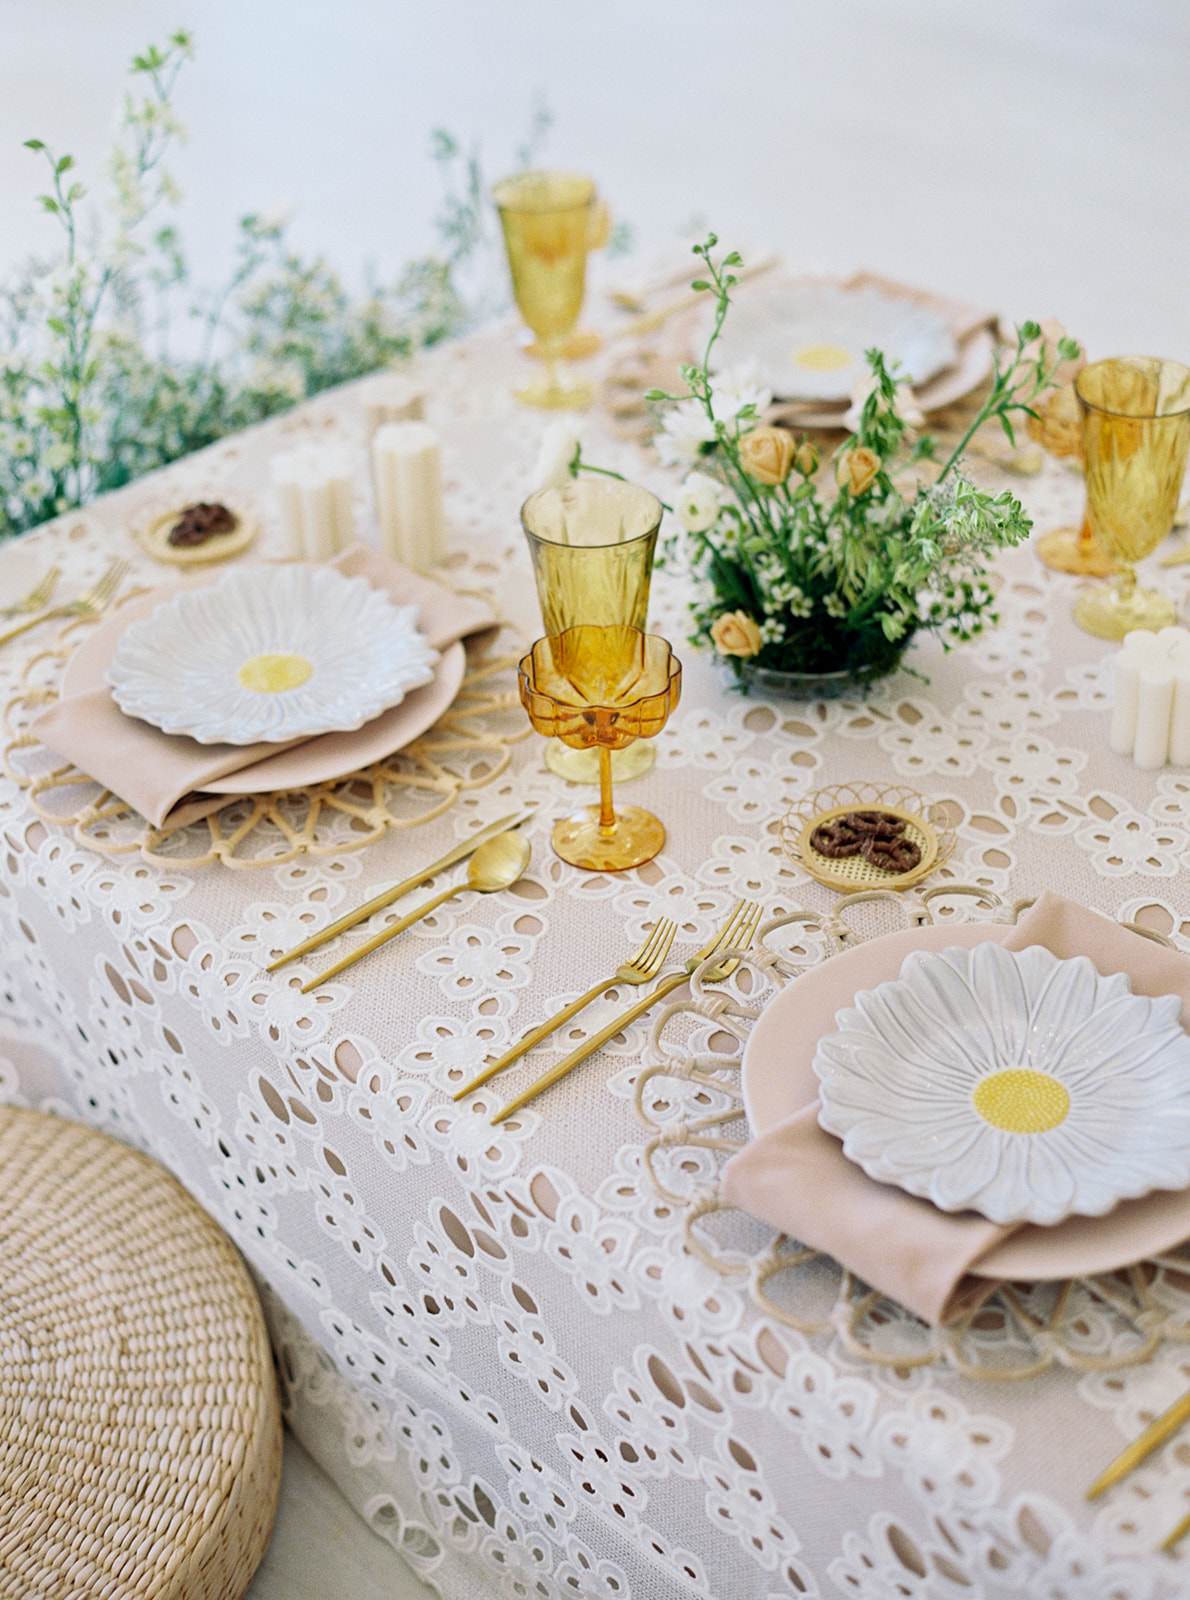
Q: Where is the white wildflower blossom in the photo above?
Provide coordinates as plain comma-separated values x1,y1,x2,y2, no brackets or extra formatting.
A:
675,470,723,533
531,420,582,490
708,360,772,427
22,474,52,504
655,396,718,469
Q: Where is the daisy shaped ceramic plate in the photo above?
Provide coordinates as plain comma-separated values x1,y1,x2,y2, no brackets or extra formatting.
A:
710,280,959,402
107,564,440,744
812,942,1190,1226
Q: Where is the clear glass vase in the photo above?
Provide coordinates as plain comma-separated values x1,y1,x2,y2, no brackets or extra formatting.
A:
731,653,904,700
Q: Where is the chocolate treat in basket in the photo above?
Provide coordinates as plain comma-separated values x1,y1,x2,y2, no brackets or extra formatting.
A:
166,500,238,547
809,809,920,873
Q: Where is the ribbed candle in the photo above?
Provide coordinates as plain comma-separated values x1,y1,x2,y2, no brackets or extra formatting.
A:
371,421,445,572
1111,626,1190,769
270,444,356,559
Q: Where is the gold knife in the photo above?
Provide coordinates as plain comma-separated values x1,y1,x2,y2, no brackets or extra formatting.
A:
265,809,534,972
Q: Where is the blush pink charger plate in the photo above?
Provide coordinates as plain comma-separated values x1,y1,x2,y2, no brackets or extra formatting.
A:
62,582,466,795
741,923,1190,1283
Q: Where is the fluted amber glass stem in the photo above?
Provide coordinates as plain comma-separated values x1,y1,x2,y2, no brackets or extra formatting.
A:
597,745,616,833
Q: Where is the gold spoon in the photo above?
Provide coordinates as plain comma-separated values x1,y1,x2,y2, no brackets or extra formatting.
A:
298,830,532,991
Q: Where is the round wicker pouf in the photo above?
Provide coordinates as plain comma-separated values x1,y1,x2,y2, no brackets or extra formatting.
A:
0,1106,282,1599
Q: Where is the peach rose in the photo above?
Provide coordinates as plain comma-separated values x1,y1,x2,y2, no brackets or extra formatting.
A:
710,610,763,658
835,445,881,497
738,427,795,486
793,440,820,478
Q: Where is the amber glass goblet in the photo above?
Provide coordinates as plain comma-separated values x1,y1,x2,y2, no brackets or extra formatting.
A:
519,627,681,872
493,170,596,410
528,197,611,365
1030,381,1115,577
1073,357,1190,639
522,478,661,782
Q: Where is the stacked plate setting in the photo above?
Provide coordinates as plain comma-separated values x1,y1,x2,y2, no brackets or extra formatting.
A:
705,276,994,427
812,942,1190,1228
107,564,441,746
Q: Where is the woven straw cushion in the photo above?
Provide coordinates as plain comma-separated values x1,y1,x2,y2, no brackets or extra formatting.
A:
0,1107,282,1599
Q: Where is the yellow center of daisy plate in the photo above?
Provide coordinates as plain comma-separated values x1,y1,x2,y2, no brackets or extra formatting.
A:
972,1067,1071,1134
791,341,853,373
237,652,313,693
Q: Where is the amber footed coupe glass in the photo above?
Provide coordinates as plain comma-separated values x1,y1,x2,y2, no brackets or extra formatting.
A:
519,627,681,871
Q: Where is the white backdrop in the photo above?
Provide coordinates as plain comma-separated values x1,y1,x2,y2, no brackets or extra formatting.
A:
0,0,1188,362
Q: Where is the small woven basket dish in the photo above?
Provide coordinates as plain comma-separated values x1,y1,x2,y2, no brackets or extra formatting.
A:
781,780,955,892
131,498,260,567
0,1106,281,1600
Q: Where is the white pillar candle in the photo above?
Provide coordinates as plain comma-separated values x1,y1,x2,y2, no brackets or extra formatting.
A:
1108,626,1190,768
270,445,356,560
1170,634,1190,765
1110,648,1142,755
360,373,426,437
371,421,445,572
1134,659,1176,769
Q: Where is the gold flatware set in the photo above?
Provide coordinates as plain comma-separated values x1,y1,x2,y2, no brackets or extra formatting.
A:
298,828,531,992
486,899,762,1124
273,850,760,1124
1,562,61,617
453,917,681,1097
0,557,129,647
1088,1381,1190,1550
262,811,535,989
267,811,534,975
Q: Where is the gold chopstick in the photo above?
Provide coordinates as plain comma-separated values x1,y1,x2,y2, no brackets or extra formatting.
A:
265,809,534,972
1086,1383,1190,1500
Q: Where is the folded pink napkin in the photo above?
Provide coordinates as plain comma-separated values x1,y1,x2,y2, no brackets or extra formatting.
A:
721,891,1190,1325
32,544,497,831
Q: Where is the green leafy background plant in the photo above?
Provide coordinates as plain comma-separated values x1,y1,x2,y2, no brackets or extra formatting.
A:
0,30,527,543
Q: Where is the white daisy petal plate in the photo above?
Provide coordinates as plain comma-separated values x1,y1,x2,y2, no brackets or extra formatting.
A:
812,942,1190,1226
709,280,959,402
107,564,441,744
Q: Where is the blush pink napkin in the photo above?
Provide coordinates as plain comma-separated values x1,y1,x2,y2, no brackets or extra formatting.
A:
31,544,497,831
721,891,1190,1326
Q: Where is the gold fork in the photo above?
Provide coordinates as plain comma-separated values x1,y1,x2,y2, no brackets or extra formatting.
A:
0,558,130,648
1,563,61,618
489,899,762,1124
453,918,680,1099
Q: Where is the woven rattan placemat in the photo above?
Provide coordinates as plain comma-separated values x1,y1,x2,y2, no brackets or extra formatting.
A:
0,1107,281,1599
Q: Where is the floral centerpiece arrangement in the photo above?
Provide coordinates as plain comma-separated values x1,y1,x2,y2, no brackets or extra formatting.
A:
567,237,1079,688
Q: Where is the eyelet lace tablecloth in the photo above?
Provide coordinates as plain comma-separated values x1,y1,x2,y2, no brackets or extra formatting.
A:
6,308,1190,1597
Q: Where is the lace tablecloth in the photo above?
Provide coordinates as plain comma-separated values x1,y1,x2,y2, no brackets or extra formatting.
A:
5,314,1190,1598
